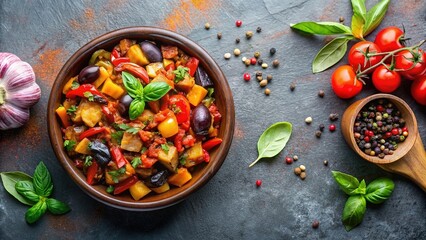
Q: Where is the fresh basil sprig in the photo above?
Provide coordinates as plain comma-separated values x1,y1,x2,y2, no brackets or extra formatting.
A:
249,122,292,167
331,171,394,231
291,0,390,73
121,71,171,120
0,162,71,224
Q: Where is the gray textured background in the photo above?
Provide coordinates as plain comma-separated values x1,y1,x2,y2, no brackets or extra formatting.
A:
0,0,425,239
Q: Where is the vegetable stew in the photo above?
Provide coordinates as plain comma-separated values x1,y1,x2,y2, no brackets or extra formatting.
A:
57,39,222,201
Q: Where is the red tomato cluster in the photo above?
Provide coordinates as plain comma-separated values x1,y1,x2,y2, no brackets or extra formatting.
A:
331,26,426,105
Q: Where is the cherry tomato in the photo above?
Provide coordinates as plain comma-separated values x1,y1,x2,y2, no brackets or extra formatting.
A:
395,49,426,80
411,76,426,105
331,65,363,99
348,41,383,73
372,65,401,93
374,26,405,52
168,94,190,124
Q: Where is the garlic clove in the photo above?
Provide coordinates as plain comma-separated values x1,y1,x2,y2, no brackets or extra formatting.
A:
2,61,37,91
6,82,41,108
0,104,30,130
0,53,21,79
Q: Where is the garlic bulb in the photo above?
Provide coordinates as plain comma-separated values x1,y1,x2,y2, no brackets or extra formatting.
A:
0,53,41,130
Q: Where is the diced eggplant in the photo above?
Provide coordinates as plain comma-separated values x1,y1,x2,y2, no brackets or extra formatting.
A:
120,132,143,152
195,66,213,88
158,146,179,171
89,140,111,166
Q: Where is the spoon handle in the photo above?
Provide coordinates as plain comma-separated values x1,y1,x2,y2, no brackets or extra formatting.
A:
377,133,426,192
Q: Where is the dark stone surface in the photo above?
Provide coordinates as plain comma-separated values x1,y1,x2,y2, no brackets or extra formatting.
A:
1,0,425,239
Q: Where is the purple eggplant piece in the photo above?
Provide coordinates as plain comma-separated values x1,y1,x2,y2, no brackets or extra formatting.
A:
195,66,214,87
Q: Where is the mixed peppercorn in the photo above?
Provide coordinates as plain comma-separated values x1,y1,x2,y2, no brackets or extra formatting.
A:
354,99,408,158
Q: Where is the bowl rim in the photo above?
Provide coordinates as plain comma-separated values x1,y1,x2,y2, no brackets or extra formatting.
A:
346,93,418,164
47,26,235,211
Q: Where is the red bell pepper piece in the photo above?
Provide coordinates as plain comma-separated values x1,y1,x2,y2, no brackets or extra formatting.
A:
141,154,158,168
202,149,210,163
168,94,190,124
113,175,138,195
115,62,150,84
185,57,199,77
65,84,107,103
174,129,186,153
112,57,130,67
110,146,128,168
165,62,176,71
202,137,223,151
101,105,115,123
79,127,106,141
111,49,120,59
86,161,99,185
160,94,170,111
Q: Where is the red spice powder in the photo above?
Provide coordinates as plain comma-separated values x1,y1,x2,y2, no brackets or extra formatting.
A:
69,8,96,31
233,120,244,139
32,48,67,86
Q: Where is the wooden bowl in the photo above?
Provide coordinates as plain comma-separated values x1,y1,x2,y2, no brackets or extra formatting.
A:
47,27,235,210
341,93,426,191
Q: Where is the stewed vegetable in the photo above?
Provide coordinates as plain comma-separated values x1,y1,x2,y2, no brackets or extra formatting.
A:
57,39,222,200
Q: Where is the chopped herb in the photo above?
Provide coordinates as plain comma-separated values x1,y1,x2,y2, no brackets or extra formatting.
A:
71,81,80,90
66,105,77,115
179,154,187,165
114,123,130,130
161,144,170,154
140,147,147,154
106,185,114,194
171,104,181,114
207,88,214,97
63,140,76,151
131,157,142,169
111,131,124,145
173,66,189,83
126,127,140,135
108,167,126,184
84,156,93,167
83,91,94,101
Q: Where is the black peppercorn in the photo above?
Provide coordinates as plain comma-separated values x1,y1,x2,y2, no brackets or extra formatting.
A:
270,48,276,55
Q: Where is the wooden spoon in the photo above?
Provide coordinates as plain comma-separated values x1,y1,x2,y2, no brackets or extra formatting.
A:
341,94,426,191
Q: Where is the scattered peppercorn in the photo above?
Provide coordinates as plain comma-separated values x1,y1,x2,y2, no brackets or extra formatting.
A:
300,172,306,180
242,57,247,62
204,23,211,30
256,179,262,187
294,167,302,175
246,31,253,39
264,88,271,95
257,59,263,65
315,130,322,138
329,113,339,121
256,27,262,33
244,59,251,66
243,73,251,81
339,16,345,22
272,59,280,67
254,51,261,58
318,90,325,98
285,156,293,164
293,155,299,161
290,82,296,91
329,124,336,132
319,124,325,132
261,63,268,69
323,160,328,166
224,53,231,59
236,20,242,27
266,74,273,81
299,165,306,171
256,76,263,81
256,71,262,77
312,220,320,229
270,48,276,55
305,117,313,124
235,38,240,44
217,32,222,39
259,79,268,87
250,57,257,65
233,48,241,56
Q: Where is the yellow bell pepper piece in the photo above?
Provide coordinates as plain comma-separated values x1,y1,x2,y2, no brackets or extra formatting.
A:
163,59,173,68
127,44,149,66
129,181,152,201
56,106,71,127
151,182,170,194
92,66,109,88
75,138,91,155
157,114,179,138
96,61,113,76
146,62,164,78
62,76,77,94
168,168,192,187
101,78,125,99
186,84,208,106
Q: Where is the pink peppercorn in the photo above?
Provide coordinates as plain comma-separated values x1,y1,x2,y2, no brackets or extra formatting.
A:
243,73,251,81
285,156,293,164
329,124,336,132
256,179,262,187
236,20,242,27
250,57,257,65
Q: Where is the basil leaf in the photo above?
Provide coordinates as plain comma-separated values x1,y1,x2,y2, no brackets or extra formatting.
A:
129,98,145,120
331,171,360,195
33,162,53,197
351,0,366,39
122,71,144,99
1,172,34,206
365,177,394,204
290,21,352,35
312,36,353,73
350,179,366,195
249,122,292,167
143,81,171,102
25,199,47,224
342,195,366,231
363,0,390,36
15,181,40,203
46,198,71,215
